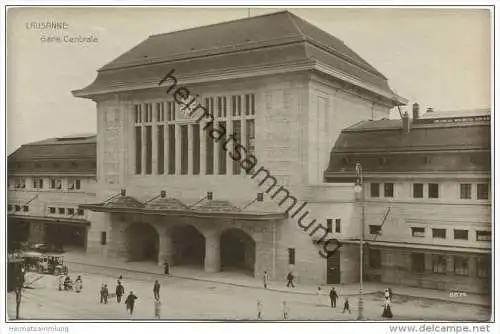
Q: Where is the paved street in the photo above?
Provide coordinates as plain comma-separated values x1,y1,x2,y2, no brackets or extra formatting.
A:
7,263,491,321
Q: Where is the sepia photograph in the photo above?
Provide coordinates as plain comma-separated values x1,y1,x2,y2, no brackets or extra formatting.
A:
3,3,495,327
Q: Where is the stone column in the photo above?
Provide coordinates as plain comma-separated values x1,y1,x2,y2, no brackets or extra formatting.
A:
204,229,221,273
188,124,193,175
175,125,182,174
158,227,174,266
213,121,220,175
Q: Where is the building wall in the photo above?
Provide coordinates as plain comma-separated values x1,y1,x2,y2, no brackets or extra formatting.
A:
89,71,396,284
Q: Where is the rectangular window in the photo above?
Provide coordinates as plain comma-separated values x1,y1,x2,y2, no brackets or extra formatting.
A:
428,183,439,198
218,121,227,174
167,101,176,121
135,126,142,174
32,177,44,189
250,94,255,115
7,204,12,212
15,177,26,189
101,232,107,245
460,184,472,199
411,227,426,237
245,119,255,174
432,255,447,274
413,183,423,198
454,229,468,240
477,183,489,200
454,256,469,276
206,122,214,175
49,207,56,214
192,124,200,175
157,125,164,174
58,208,65,215
77,209,84,216
156,102,165,122
411,253,425,273
50,178,62,190
68,208,75,216
134,104,142,123
326,219,333,233
369,225,381,235
288,248,295,265
232,120,241,174
476,231,491,241
216,97,226,118
14,205,20,212
145,126,152,175
369,249,382,269
335,218,341,233
75,179,81,190
23,206,29,212
168,124,176,175
477,256,490,278
181,125,188,175
145,103,153,122
245,94,250,116
370,183,380,198
68,179,80,190
384,183,394,197
432,228,446,239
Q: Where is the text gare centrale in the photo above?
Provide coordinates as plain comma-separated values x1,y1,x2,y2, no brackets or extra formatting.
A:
40,34,99,43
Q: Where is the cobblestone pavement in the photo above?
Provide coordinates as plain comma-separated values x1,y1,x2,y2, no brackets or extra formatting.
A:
7,263,491,321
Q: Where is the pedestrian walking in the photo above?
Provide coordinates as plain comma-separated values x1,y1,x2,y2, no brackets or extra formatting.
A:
282,301,289,320
329,287,338,308
116,280,125,303
286,271,295,288
263,271,269,289
315,286,322,306
125,291,138,315
153,280,161,300
163,260,170,275
154,298,162,319
342,298,351,314
100,284,109,304
382,298,393,318
257,299,263,320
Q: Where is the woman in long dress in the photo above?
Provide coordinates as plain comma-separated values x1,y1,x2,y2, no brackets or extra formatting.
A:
382,298,393,318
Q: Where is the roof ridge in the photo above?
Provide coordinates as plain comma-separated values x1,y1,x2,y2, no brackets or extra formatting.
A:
148,10,291,40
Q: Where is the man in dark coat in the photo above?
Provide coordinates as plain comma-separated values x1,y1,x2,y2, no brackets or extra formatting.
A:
164,260,170,275
116,280,124,303
100,284,109,304
125,291,138,315
153,280,160,300
286,271,295,288
329,287,338,308
342,298,351,314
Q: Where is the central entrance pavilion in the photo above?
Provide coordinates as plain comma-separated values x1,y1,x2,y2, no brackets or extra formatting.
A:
81,190,285,277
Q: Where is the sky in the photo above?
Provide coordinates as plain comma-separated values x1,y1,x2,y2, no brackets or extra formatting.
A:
6,7,491,154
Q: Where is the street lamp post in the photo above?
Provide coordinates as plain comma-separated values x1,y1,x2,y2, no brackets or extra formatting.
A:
354,162,365,321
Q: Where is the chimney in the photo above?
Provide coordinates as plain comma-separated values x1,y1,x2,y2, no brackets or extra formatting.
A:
120,188,126,196
160,190,166,198
402,112,410,133
412,103,420,120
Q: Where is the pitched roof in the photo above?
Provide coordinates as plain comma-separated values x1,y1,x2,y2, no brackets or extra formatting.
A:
325,119,491,178
73,11,399,103
8,135,97,174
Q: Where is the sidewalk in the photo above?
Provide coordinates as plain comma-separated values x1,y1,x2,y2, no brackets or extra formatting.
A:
62,251,490,307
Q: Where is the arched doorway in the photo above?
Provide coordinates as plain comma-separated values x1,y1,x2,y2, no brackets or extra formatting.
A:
170,224,205,268
220,228,255,275
125,223,159,262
